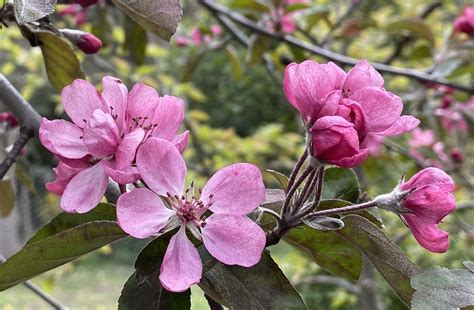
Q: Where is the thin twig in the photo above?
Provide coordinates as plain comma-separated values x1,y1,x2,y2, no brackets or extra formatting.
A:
0,126,33,179
320,0,362,46
0,254,68,310
198,0,473,93
286,150,308,192
304,200,377,219
282,165,313,216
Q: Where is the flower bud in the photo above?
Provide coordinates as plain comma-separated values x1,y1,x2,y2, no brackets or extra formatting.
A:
73,0,98,8
450,148,463,164
454,6,474,36
0,112,19,127
60,29,102,54
376,168,456,253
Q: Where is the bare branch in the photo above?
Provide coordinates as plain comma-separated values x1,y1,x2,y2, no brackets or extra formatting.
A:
0,126,34,179
198,0,473,93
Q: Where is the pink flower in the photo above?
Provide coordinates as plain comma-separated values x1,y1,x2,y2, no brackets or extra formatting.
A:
454,6,474,36
284,60,419,167
400,167,456,253
434,108,468,133
117,138,266,292
190,28,203,46
58,4,87,27
40,77,188,213
409,128,434,149
210,24,222,36
175,36,189,47
0,112,19,127
74,0,98,7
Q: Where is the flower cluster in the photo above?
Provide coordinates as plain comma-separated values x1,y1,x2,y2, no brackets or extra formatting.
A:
40,77,266,292
175,25,222,47
284,59,420,167
268,0,309,34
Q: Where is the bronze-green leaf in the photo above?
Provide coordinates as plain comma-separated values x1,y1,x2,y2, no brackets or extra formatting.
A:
0,179,15,217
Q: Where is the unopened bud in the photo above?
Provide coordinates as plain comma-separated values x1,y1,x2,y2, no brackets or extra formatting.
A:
450,148,464,164
73,0,98,8
373,175,414,213
60,29,102,54
0,112,19,127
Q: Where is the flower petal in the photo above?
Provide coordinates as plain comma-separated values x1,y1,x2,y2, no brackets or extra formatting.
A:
60,163,108,213
114,128,145,170
349,87,403,133
403,215,450,253
103,164,140,184
45,162,83,195
159,226,202,292
136,138,186,196
83,109,120,158
202,214,265,267
101,76,128,134
342,60,384,96
126,83,160,128
61,79,107,127
201,163,265,215
401,167,455,192
172,130,189,154
377,115,420,136
117,188,175,238
39,118,89,159
152,95,185,141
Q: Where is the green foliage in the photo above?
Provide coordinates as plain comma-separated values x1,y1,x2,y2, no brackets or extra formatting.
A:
411,262,474,310
0,203,126,291
199,250,307,309
321,168,360,203
0,179,14,217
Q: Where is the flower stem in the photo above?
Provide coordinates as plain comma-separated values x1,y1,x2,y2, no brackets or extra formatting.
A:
281,165,314,216
304,200,377,220
286,149,308,192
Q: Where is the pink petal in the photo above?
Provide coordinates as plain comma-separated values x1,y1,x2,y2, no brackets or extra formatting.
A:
403,215,449,253
152,96,185,141
160,226,202,292
201,163,265,215
349,87,403,133
116,188,175,238
39,118,89,159
377,115,420,136
45,162,83,195
342,60,384,96
101,76,128,134
401,167,455,193
60,163,108,213
83,110,120,158
136,138,186,196
332,148,370,168
102,163,140,184
55,154,91,169
114,128,145,171
172,130,190,154
403,190,456,223
61,79,107,127
202,214,265,267
126,83,160,129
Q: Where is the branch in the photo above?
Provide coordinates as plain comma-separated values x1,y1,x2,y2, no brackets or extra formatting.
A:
0,126,34,179
198,0,473,93
320,0,362,46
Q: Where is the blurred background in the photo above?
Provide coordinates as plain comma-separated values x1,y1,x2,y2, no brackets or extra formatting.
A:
0,0,473,308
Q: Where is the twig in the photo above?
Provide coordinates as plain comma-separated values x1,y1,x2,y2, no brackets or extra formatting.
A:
0,126,34,179
304,200,377,219
198,0,473,93
0,254,68,310
320,0,362,46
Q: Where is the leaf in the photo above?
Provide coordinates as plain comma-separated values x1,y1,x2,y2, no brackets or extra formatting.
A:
411,263,474,310
261,188,285,209
337,215,420,305
302,216,344,231
124,16,148,66
265,169,289,192
0,179,15,217
15,164,37,195
225,45,243,80
284,224,363,280
37,31,85,92
321,167,360,202
199,250,306,310
246,34,271,65
0,221,126,291
27,203,116,244
385,18,435,46
228,0,269,12
112,0,182,42
118,232,191,310
180,51,205,82
14,0,56,25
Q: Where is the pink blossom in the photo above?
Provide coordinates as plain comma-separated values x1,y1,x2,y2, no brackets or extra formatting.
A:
190,28,203,46
284,60,419,167
450,148,463,164
0,112,19,127
454,6,474,36
360,134,385,157
74,0,98,7
434,108,468,133
400,168,456,253
40,77,188,213
117,138,266,292
210,24,222,36
175,36,189,47
409,128,434,149
58,4,87,27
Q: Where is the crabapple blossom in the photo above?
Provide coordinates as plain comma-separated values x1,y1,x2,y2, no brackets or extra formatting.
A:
454,6,474,36
283,59,419,167
40,77,189,213
61,29,102,54
116,138,266,292
400,168,456,253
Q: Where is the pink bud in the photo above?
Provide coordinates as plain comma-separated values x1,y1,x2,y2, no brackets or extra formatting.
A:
441,95,453,109
176,36,189,47
450,148,463,163
310,116,369,168
190,28,203,46
73,0,98,8
210,25,222,36
454,6,474,36
76,33,102,54
400,168,456,253
0,112,19,127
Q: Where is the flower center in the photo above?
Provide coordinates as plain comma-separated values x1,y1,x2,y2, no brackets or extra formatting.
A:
166,182,214,226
